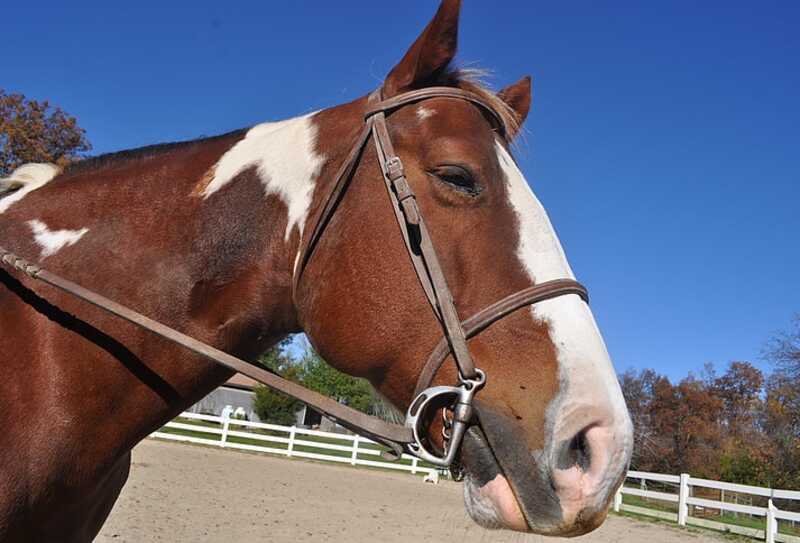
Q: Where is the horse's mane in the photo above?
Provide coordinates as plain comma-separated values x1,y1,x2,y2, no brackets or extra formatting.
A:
61,67,517,178
62,129,247,177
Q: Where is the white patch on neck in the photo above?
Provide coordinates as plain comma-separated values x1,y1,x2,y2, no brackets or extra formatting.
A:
0,163,61,214
201,113,325,241
416,106,434,122
495,140,631,461
27,219,89,258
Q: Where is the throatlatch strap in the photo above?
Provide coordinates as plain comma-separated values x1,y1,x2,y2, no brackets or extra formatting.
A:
292,120,374,298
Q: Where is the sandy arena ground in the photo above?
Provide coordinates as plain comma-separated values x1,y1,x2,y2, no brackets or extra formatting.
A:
98,440,724,543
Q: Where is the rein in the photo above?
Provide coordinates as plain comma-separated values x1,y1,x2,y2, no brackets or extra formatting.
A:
0,85,588,467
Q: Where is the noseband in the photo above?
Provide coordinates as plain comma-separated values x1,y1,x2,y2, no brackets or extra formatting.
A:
0,85,587,468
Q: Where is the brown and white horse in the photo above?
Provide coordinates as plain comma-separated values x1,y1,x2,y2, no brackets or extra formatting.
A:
0,1,632,540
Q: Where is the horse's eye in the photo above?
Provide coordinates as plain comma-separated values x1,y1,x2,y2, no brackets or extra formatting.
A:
430,165,482,196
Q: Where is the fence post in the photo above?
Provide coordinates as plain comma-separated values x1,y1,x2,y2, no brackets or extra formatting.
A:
351,435,360,466
287,426,296,457
766,499,777,543
721,489,726,519
411,456,419,475
613,486,623,513
220,407,232,448
678,473,690,526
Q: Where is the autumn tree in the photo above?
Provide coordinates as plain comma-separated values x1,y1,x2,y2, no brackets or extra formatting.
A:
761,316,800,488
619,368,661,467
713,361,764,437
764,314,800,380
617,316,800,486
0,89,91,176
649,376,724,477
762,373,800,488
711,362,770,485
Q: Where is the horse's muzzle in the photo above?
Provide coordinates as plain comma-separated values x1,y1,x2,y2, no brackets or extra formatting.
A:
460,401,631,535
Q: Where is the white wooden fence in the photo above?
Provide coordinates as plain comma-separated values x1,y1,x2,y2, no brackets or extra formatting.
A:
152,412,800,542
614,470,800,543
150,411,441,482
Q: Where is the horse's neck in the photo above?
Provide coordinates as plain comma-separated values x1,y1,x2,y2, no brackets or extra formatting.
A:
122,98,370,436
187,96,368,335
184,113,330,347
0,96,368,454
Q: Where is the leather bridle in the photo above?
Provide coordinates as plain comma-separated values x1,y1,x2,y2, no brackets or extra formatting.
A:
0,84,588,468
294,85,588,465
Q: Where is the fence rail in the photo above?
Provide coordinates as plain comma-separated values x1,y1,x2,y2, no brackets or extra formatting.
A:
615,470,800,543
150,410,441,483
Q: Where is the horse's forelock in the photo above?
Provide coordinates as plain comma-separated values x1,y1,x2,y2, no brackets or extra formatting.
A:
432,66,521,141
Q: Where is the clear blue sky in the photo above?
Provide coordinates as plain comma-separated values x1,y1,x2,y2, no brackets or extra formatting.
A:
6,1,798,381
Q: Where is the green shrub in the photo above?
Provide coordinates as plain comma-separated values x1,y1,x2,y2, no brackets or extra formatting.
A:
253,385,301,426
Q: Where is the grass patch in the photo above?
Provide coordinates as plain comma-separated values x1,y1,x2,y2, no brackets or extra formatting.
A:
622,493,678,513
614,509,753,542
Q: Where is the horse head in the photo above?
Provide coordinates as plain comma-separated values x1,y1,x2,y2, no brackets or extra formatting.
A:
293,0,633,535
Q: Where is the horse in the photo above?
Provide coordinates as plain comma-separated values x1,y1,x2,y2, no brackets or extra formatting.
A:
0,1,633,540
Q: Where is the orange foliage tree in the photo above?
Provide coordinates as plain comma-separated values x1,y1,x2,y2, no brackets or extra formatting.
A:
620,315,800,488
648,375,723,478
0,89,91,176
762,315,800,488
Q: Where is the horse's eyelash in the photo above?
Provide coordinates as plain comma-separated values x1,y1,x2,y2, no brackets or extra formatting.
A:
429,169,484,196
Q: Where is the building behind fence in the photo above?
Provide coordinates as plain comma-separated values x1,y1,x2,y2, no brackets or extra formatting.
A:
186,374,331,430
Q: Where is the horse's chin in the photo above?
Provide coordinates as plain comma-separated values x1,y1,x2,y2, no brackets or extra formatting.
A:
463,471,529,531
460,427,530,532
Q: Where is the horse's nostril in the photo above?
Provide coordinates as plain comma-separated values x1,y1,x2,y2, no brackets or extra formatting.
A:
556,426,593,471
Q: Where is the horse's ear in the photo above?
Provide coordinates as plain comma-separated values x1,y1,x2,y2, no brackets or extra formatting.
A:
383,0,461,97
498,76,532,138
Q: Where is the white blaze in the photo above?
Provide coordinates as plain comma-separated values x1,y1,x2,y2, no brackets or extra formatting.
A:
27,219,88,258
201,113,325,241
416,106,434,121
495,140,631,462
0,163,61,214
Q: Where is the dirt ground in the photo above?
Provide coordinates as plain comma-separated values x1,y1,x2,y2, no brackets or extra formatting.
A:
98,440,724,543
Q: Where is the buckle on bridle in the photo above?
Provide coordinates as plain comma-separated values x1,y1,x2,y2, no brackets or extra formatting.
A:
385,156,405,181
404,369,486,466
